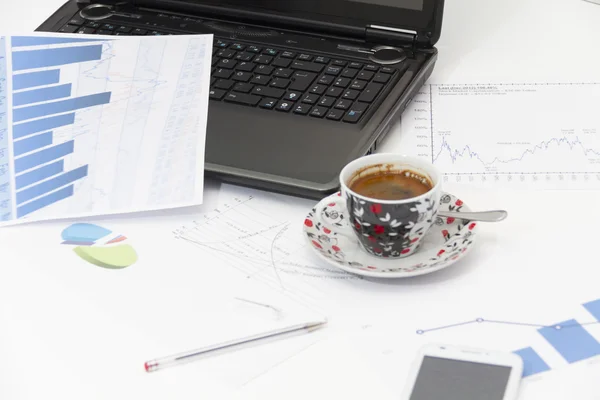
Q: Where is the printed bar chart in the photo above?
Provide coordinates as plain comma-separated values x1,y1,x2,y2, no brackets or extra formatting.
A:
538,319,600,363
13,92,111,122
16,184,73,218
16,165,87,205
15,160,63,189
11,36,107,47
12,45,103,71
0,37,11,221
13,113,75,139
13,84,72,107
14,140,74,173
13,131,53,156
12,69,60,91
513,347,550,377
584,299,600,321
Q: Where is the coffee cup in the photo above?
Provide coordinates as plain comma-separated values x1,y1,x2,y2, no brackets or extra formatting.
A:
313,153,442,259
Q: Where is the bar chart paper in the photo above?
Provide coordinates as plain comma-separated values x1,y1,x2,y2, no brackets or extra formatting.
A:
0,33,212,225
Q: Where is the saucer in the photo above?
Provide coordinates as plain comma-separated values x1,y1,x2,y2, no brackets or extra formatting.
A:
302,192,478,278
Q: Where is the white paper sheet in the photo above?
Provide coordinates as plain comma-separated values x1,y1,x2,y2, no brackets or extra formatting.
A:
0,33,212,226
393,83,600,189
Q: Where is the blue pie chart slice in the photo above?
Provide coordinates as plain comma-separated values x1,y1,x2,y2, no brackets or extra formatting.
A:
61,223,113,244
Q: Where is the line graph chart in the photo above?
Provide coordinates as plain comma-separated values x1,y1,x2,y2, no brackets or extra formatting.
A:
416,298,600,378
399,83,600,188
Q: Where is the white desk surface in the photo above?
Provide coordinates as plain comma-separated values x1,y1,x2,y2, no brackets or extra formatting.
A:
3,0,600,399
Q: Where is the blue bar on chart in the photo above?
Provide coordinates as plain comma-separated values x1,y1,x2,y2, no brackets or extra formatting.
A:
583,299,600,321
15,160,64,189
13,92,111,122
13,113,74,139
514,347,550,377
13,69,60,91
0,36,11,222
12,45,103,71
13,84,72,107
13,131,53,156
11,36,108,47
538,319,600,363
16,165,88,205
16,185,74,218
14,140,74,173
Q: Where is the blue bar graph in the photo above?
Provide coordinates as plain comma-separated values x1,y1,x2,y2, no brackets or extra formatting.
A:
16,185,74,218
13,113,75,139
16,165,88,205
514,347,550,377
12,36,108,47
13,132,53,156
15,160,64,189
13,92,111,122
13,84,72,107
12,45,103,71
14,141,74,173
538,319,600,363
583,299,600,321
13,70,60,90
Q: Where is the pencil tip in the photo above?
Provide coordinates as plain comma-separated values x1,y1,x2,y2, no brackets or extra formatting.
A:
306,320,328,331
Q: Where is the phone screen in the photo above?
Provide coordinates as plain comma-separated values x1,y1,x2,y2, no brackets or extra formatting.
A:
409,356,513,400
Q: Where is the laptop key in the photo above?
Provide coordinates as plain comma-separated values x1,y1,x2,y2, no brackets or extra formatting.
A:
96,30,113,35
327,87,344,97
343,102,369,123
310,106,328,118
314,56,330,64
292,61,323,73
215,79,234,90
209,89,226,100
284,91,302,101
293,103,312,115
214,68,233,79
273,58,292,68
247,46,262,53
358,82,383,103
235,52,255,61
252,86,285,99
215,40,229,48
255,65,274,75
59,25,79,33
275,100,293,112
325,66,342,76
68,16,85,26
217,49,236,59
264,48,278,56
349,62,363,69
350,80,366,90
224,92,261,106
341,68,359,79
319,96,336,107
334,77,351,88
274,68,293,78
317,75,334,85
334,99,353,110
270,78,290,89
309,84,327,95
233,71,252,82
233,82,254,93
301,93,320,104
85,21,101,28
217,59,237,69
364,64,379,71
298,54,313,61
342,89,359,100
254,55,273,65
132,28,148,35
357,71,374,81
101,23,116,30
250,75,270,85
373,73,391,83
77,27,96,34
259,98,278,109
380,67,395,73
289,72,317,92
332,60,347,67
281,51,296,59
236,62,256,72
326,108,345,121
116,25,132,33
231,43,246,51
211,77,217,86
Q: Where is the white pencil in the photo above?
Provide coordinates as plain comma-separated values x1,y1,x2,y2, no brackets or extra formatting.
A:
144,319,327,372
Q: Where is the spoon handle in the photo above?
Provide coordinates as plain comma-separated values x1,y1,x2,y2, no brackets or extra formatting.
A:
438,210,507,222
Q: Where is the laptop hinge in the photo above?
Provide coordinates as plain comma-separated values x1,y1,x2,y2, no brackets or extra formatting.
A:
365,25,417,49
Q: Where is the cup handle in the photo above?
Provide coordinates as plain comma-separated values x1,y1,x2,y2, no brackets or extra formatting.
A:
312,196,356,239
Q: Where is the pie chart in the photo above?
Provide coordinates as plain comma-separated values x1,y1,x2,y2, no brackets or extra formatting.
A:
61,223,138,269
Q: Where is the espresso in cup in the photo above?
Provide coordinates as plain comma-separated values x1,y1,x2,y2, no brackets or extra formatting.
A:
349,169,433,201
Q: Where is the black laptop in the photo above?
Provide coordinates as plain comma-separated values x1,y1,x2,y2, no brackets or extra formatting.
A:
36,0,444,199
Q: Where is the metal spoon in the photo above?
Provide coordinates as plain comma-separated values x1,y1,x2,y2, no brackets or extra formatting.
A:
438,210,507,222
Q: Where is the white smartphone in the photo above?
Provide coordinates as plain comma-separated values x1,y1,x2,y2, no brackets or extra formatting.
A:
400,343,524,400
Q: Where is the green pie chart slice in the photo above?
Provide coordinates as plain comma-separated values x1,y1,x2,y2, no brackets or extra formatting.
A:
74,244,138,269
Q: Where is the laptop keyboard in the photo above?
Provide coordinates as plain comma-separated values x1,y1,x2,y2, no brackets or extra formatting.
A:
59,17,400,124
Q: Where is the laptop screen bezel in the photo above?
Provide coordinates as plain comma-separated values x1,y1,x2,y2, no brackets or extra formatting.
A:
181,0,444,45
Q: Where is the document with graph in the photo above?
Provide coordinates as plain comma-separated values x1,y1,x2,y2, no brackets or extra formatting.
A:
0,33,212,225
398,83,600,189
